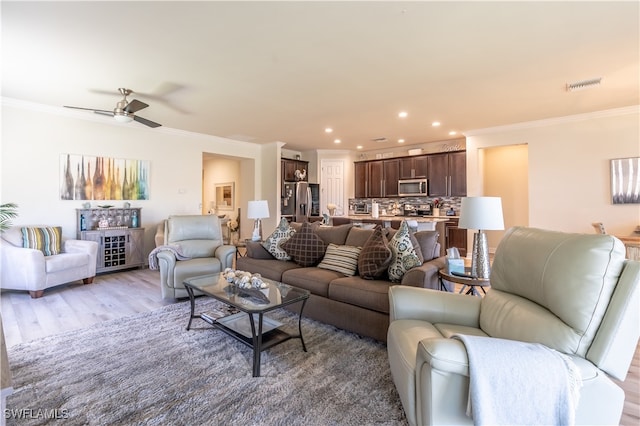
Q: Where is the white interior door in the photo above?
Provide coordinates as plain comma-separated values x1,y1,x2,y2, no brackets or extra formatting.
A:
321,160,344,216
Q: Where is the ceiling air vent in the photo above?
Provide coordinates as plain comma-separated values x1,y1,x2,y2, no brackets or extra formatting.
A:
566,77,602,92
372,137,388,143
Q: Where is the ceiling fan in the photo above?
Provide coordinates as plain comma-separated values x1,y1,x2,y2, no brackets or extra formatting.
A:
64,88,162,128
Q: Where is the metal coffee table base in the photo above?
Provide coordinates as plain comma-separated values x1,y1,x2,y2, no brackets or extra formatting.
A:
185,285,308,377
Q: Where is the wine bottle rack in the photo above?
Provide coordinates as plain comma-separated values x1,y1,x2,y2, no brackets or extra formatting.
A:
76,208,144,273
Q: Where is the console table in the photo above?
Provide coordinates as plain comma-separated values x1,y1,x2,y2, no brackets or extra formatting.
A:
616,235,640,261
76,207,145,273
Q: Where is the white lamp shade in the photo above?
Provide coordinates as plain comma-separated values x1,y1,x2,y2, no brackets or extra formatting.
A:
458,197,504,230
247,200,270,219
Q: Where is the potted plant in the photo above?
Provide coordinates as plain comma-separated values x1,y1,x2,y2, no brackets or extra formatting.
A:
0,203,18,233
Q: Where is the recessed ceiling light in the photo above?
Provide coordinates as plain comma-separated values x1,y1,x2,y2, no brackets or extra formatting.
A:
334,139,341,144
398,111,408,118
325,127,333,133
449,131,457,136
356,145,363,150
432,121,441,127
398,139,405,143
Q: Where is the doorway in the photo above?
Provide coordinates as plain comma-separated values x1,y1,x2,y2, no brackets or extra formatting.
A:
481,144,529,251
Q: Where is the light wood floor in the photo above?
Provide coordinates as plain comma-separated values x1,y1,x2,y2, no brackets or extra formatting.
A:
1,268,638,425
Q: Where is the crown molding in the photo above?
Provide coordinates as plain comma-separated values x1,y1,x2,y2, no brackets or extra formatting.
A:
1,97,258,147
464,105,640,137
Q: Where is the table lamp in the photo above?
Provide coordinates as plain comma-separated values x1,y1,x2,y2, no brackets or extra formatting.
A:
458,197,504,279
247,200,270,242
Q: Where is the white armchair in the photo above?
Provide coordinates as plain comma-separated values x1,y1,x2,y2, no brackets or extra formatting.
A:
0,226,98,298
387,227,639,426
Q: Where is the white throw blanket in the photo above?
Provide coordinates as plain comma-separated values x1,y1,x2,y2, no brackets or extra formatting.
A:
454,334,582,426
148,244,191,270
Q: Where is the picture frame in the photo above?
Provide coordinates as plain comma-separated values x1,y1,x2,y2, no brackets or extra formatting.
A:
60,154,150,201
215,182,234,211
611,157,640,204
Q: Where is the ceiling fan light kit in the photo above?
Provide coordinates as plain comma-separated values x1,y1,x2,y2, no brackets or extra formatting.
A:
114,114,134,123
64,87,161,128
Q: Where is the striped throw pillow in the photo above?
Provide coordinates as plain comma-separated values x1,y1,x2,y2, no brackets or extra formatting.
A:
317,243,362,276
21,226,62,256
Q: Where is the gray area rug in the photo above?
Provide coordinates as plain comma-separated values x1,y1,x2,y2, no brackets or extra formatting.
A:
6,298,408,425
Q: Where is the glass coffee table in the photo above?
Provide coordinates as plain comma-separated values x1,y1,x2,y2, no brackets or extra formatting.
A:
183,273,310,377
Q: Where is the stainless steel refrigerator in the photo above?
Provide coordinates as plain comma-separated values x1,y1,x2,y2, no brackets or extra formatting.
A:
282,182,319,222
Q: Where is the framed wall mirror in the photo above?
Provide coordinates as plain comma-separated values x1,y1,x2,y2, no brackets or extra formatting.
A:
215,182,234,211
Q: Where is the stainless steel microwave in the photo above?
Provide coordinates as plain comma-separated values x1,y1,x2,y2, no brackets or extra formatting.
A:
398,179,428,196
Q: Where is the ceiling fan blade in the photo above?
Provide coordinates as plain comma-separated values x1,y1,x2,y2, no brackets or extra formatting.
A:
124,99,148,114
94,110,115,117
125,83,190,115
134,115,162,128
64,105,113,114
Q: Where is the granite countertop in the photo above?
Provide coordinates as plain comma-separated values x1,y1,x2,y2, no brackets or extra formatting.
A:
343,215,454,222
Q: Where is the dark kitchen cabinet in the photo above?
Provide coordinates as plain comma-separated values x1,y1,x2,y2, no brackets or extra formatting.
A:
354,162,368,198
445,218,467,257
356,159,399,198
282,159,308,182
427,152,466,196
448,151,466,196
383,160,399,197
367,161,384,197
354,151,465,198
399,155,428,179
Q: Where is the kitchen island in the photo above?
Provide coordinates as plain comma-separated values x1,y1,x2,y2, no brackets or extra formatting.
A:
331,215,455,256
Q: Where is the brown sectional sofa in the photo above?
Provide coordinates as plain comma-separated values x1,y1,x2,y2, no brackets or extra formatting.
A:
236,223,446,342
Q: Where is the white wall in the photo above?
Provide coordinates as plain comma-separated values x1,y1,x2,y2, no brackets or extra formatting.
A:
1,100,275,257
255,142,283,235
466,107,640,236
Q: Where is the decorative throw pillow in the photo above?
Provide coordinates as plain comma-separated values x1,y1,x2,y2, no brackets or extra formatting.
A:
358,226,393,280
317,243,361,276
314,224,353,246
262,217,296,260
281,221,327,267
409,231,425,264
388,221,422,282
384,227,423,262
413,230,440,260
22,226,62,256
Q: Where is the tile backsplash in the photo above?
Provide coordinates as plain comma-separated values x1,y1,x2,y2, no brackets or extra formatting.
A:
348,196,461,215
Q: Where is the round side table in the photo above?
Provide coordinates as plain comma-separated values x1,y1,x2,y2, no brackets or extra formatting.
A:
234,239,251,261
438,268,491,296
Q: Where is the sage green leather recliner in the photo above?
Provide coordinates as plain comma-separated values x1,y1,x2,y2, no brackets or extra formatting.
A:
387,226,639,426
155,215,236,299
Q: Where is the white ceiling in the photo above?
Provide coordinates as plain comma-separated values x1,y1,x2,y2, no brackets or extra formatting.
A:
2,1,638,152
